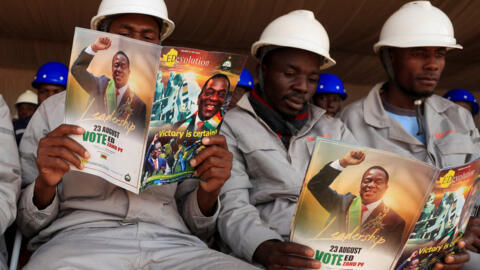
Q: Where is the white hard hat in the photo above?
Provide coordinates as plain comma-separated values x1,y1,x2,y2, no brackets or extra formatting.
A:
91,0,175,41
16,90,38,106
251,10,335,70
373,1,462,53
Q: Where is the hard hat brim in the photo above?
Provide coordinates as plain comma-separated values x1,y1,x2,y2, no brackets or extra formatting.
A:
91,11,175,42
373,38,463,53
251,40,336,70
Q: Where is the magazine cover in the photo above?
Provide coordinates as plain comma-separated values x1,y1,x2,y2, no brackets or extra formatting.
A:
394,162,480,269
140,47,247,190
291,138,436,270
65,28,161,193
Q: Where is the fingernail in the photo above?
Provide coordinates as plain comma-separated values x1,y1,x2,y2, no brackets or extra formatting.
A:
84,151,90,158
190,159,196,166
78,127,85,133
202,137,210,144
445,255,454,263
306,249,314,257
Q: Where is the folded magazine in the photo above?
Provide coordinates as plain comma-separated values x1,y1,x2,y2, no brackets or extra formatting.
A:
291,138,480,270
65,28,246,193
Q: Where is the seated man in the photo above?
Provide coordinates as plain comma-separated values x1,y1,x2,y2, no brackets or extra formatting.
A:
0,95,21,269
217,10,356,270
312,73,347,118
340,2,480,268
17,1,258,269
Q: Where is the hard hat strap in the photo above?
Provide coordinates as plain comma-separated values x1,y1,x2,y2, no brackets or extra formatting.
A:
257,45,279,98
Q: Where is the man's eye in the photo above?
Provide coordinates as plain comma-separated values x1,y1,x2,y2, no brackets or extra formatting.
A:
204,90,214,96
309,77,319,83
284,72,294,77
143,35,155,41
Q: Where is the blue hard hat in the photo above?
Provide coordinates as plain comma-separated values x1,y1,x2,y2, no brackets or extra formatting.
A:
444,89,479,115
32,62,68,89
316,73,347,100
237,68,254,89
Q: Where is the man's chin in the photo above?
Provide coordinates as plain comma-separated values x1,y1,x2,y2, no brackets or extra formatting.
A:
198,111,216,121
401,87,434,100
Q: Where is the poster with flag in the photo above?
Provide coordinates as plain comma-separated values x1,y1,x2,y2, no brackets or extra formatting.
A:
291,138,480,269
140,47,246,191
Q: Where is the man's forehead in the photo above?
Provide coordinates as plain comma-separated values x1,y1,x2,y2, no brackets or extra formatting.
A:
38,84,64,90
110,14,160,32
395,46,447,53
267,48,322,71
207,78,228,88
113,54,128,63
363,168,387,179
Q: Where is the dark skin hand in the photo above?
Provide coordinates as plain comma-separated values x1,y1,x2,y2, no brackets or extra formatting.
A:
464,217,480,253
253,240,321,270
33,126,233,218
190,135,233,216
432,240,470,270
33,124,89,209
433,217,480,269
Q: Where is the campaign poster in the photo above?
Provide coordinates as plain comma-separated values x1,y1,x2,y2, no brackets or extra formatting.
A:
395,161,480,269
65,28,161,193
291,138,436,270
140,47,246,190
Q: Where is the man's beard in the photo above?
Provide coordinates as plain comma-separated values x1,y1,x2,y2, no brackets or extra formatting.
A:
395,80,434,100
400,87,434,100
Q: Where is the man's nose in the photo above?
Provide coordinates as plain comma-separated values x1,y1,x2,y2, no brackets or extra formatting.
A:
424,54,440,71
293,75,308,93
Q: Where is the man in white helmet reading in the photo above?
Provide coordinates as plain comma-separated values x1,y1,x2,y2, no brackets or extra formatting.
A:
340,1,480,269
217,10,356,269
17,1,257,269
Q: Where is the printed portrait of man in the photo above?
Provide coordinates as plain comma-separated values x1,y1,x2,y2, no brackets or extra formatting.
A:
71,36,147,133
174,73,230,132
307,150,406,249
143,133,167,177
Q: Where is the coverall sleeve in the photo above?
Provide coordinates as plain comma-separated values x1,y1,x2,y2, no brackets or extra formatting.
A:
176,179,220,241
70,48,101,96
217,122,283,263
17,98,60,237
0,96,21,234
307,162,344,212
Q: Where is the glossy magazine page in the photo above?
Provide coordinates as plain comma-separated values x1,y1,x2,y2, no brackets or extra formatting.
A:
65,27,160,194
140,47,247,191
395,161,480,269
291,138,437,269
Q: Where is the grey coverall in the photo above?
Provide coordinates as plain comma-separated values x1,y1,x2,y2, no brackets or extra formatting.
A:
341,83,480,168
17,92,258,270
0,95,21,270
218,95,357,263
340,82,480,269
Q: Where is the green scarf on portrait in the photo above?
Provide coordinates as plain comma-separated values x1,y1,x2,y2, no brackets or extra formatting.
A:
105,79,117,114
